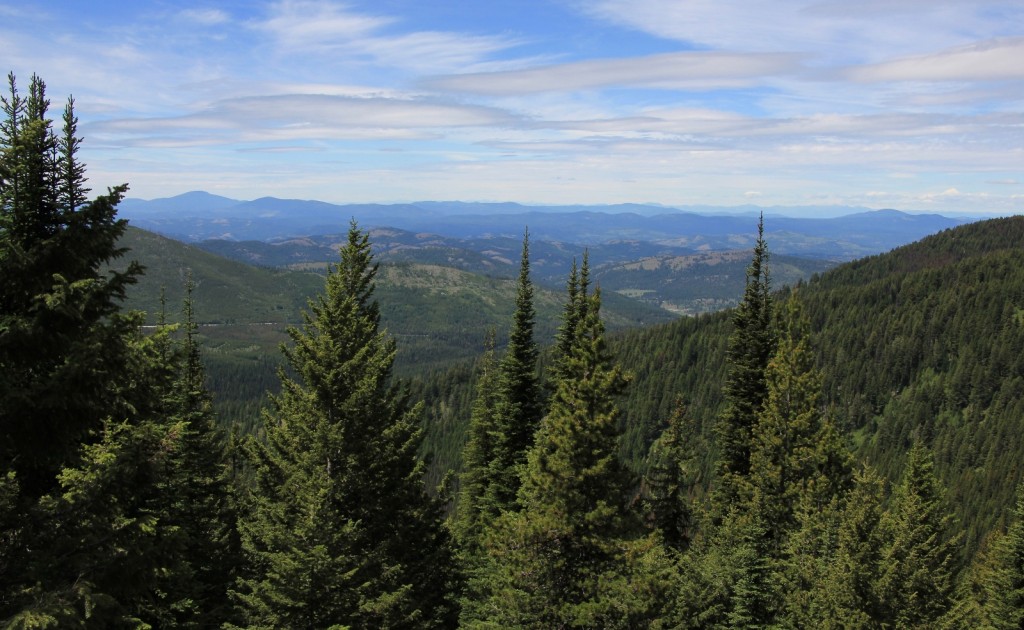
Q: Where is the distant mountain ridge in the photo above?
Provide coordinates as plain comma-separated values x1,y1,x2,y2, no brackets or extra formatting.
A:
120,191,968,261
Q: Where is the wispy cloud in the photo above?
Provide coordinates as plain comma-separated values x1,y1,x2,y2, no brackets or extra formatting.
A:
251,0,518,74
179,8,230,25
428,51,802,95
4,0,1022,213
88,93,517,147
847,37,1024,82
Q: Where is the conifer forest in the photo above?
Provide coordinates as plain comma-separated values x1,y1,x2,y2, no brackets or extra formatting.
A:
5,74,1024,629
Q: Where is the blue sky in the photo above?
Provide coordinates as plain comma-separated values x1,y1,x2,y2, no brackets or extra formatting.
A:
3,0,1023,214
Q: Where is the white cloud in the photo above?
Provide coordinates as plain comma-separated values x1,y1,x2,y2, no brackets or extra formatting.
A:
251,0,518,74
179,8,230,25
582,0,1022,63
253,0,392,50
428,51,802,95
847,37,1024,82
87,93,516,147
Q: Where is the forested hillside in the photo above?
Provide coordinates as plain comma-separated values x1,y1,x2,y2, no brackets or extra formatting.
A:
420,216,1024,564
118,226,674,428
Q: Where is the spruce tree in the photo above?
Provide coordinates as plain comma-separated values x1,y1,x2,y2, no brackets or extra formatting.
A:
715,215,775,512
979,486,1024,627
748,294,851,551
1,72,141,498
943,484,1024,629
2,320,201,627
0,73,188,626
234,221,458,628
482,230,543,515
157,276,240,626
452,328,500,550
642,399,695,552
876,441,958,627
472,286,667,626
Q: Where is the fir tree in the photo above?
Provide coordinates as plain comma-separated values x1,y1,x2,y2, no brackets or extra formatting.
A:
156,276,240,627
1,72,141,498
876,441,958,627
748,294,851,551
482,230,543,515
642,399,695,552
0,73,183,626
234,221,458,628
472,286,666,626
944,484,1024,629
824,466,889,628
452,328,500,550
715,215,774,513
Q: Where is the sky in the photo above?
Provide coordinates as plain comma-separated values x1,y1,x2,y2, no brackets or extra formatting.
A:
3,0,1023,215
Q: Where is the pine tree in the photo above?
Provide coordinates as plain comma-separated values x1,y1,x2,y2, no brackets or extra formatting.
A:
452,328,500,550
642,399,695,552
157,276,240,626
234,221,458,628
0,73,184,626
482,230,543,515
715,214,775,513
551,252,589,381
876,441,958,627
2,321,201,627
1,72,141,498
471,286,667,626
748,294,851,551
944,484,1024,629
978,487,1024,627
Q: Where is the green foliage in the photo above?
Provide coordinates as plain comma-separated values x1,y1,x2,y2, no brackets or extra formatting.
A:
468,285,670,626
480,232,543,517
715,215,776,511
876,441,958,627
748,294,852,550
234,221,458,628
641,399,695,552
945,485,1024,629
1,72,142,497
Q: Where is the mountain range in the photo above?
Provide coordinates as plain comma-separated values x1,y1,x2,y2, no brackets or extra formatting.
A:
119,191,967,260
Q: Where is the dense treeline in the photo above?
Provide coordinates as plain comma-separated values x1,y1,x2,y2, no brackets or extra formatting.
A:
5,74,1024,627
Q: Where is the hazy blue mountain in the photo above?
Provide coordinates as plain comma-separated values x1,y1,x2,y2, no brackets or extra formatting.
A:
120,192,969,261
118,190,241,215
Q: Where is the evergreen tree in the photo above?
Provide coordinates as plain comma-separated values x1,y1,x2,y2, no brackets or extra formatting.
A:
748,294,851,551
472,286,667,626
715,214,775,513
642,399,695,552
482,230,543,515
672,508,775,630
234,221,458,628
0,73,191,626
452,328,500,550
157,276,240,627
1,72,141,498
2,321,199,627
826,467,889,628
551,252,589,381
944,484,1024,629
876,441,958,627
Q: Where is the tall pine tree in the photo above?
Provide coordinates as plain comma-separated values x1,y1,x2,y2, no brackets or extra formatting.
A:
714,215,775,513
0,72,197,627
471,284,668,627
876,441,958,627
747,294,851,551
234,221,458,628
481,230,543,516
1,72,141,498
